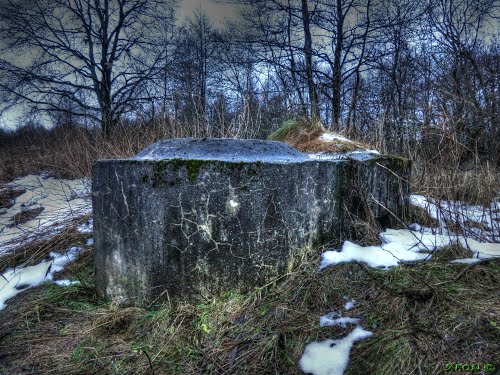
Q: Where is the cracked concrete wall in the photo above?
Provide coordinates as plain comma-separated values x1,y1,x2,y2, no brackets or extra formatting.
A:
92,139,410,306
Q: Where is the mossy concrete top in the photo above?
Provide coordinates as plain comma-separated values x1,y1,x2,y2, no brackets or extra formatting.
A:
132,138,311,163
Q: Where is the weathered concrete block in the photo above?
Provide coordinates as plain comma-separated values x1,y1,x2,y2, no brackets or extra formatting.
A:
93,139,409,306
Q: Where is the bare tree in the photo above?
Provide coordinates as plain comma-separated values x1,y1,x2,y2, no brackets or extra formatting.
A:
229,0,319,119
312,0,375,130
427,0,499,155
0,0,178,135
171,9,221,134
370,0,425,152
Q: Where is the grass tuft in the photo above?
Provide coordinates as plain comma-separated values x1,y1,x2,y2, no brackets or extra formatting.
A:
268,118,371,154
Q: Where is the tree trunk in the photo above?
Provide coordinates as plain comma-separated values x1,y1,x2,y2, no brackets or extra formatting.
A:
301,0,319,120
346,69,361,136
101,91,113,136
332,0,344,130
288,1,307,116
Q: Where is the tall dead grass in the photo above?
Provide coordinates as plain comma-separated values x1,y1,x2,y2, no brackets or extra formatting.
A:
345,119,500,206
0,114,265,183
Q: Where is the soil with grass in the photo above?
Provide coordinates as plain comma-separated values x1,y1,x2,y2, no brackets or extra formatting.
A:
1,225,498,375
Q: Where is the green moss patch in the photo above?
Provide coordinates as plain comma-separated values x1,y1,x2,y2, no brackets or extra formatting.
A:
148,159,262,185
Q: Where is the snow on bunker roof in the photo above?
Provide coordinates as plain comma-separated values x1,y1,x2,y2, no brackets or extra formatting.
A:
132,138,310,163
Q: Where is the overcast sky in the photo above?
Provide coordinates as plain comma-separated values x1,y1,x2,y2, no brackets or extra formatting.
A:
0,0,237,130
180,0,235,25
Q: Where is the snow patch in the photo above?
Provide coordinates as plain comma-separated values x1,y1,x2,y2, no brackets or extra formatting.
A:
77,219,93,234
343,297,355,311
380,228,457,249
410,194,500,242
320,239,429,269
54,279,80,287
299,326,373,375
451,237,500,263
307,150,380,162
458,237,500,256
308,153,345,160
320,312,360,328
0,246,82,310
0,175,91,254
320,226,499,269
314,132,381,157
320,133,351,143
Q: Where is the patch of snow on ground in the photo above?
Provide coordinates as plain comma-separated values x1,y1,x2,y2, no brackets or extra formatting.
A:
85,237,94,246
54,279,81,286
77,218,93,234
0,175,91,254
321,226,500,269
410,194,500,242
0,246,82,310
320,239,430,269
320,133,351,143
343,297,355,311
457,237,500,256
380,228,457,250
451,237,500,264
409,195,500,263
299,326,373,375
320,312,360,328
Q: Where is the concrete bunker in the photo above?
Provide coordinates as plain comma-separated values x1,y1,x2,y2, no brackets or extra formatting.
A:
92,138,410,306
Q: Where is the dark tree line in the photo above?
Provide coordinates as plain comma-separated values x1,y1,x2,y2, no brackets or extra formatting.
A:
0,0,499,160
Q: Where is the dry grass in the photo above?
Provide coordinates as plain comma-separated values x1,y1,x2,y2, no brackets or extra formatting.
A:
1,239,498,374
0,115,266,183
409,142,500,241
0,215,92,273
0,123,179,182
413,160,499,207
399,126,499,206
268,118,370,154
268,118,324,145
